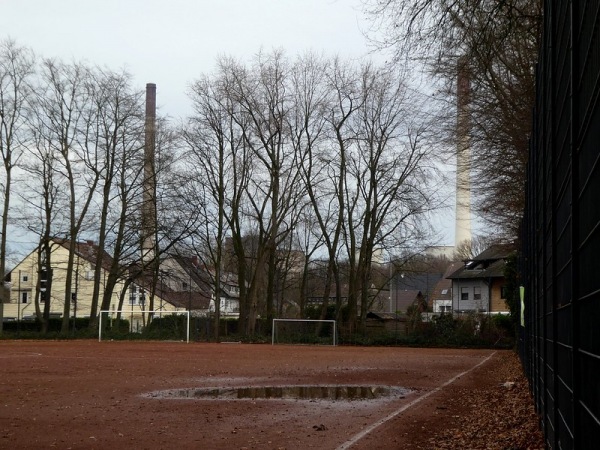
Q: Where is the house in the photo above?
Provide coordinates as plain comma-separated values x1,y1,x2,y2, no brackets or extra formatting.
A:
207,271,240,317
430,262,462,313
156,254,211,313
2,239,197,327
159,254,239,317
4,239,135,321
393,271,443,306
446,244,514,314
378,289,424,314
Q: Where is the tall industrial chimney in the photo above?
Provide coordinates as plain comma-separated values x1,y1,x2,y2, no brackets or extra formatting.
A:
455,58,472,249
142,83,157,263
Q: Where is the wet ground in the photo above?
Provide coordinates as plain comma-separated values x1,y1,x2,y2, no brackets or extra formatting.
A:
0,341,538,449
145,385,411,401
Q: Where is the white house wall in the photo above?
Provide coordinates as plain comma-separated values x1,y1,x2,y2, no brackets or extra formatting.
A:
209,296,240,317
451,279,489,312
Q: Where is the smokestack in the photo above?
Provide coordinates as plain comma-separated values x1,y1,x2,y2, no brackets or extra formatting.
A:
142,83,157,263
455,58,472,249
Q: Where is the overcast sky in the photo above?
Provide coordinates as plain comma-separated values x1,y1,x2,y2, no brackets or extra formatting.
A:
2,1,461,256
2,0,380,118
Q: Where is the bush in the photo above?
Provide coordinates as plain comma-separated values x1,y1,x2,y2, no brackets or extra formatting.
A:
432,313,457,338
1,317,97,338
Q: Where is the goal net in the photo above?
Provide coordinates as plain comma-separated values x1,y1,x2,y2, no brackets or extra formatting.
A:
98,310,190,343
272,319,337,346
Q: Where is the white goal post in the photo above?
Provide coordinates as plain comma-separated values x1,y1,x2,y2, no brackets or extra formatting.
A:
98,310,191,343
272,319,337,346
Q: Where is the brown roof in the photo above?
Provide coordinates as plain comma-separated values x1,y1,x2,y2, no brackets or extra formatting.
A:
133,271,212,311
160,291,211,310
53,238,115,272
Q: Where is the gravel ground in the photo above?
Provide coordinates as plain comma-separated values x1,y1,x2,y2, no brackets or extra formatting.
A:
1,341,544,449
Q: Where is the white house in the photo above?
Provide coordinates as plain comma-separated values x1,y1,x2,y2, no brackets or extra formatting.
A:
446,245,514,314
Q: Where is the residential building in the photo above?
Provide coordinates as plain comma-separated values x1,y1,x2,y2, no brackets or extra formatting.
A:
430,262,462,313
159,254,237,317
3,240,204,326
373,288,424,314
446,244,514,314
3,239,137,321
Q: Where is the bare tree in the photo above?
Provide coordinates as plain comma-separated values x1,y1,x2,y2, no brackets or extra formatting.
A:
185,70,241,340
0,39,35,331
364,0,542,237
234,50,306,332
341,64,432,330
195,51,308,335
33,59,104,333
453,234,505,261
17,90,66,332
185,52,434,337
86,68,145,327
299,56,359,323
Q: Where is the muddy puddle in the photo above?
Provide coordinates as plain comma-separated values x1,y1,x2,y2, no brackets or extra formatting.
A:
144,385,410,401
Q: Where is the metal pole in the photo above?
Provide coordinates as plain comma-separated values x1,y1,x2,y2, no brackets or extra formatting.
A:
186,310,190,343
389,262,393,313
18,270,21,334
73,255,79,334
98,313,102,342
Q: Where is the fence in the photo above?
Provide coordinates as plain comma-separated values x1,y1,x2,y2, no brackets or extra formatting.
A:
522,1,600,449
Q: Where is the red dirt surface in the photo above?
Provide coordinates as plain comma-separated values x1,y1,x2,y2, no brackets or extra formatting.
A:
0,341,542,449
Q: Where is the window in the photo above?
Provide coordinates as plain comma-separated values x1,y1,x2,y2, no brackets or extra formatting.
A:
441,289,448,295
21,273,29,282
461,287,469,301
21,292,29,304
474,286,481,301
40,268,49,291
501,286,508,299
129,285,137,305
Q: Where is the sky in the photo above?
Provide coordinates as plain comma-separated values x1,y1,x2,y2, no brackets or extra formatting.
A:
1,0,379,118
1,0,459,260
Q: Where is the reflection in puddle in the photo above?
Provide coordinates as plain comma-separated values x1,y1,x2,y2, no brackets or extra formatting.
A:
147,385,409,401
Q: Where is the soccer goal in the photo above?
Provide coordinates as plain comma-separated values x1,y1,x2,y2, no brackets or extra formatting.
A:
272,319,337,346
98,310,191,343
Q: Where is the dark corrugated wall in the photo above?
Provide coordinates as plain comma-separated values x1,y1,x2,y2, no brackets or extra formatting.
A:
522,1,600,449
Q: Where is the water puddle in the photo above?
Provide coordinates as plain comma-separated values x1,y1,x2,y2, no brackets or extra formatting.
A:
145,385,409,401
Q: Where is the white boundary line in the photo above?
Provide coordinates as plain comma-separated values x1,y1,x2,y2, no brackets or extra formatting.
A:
335,351,497,450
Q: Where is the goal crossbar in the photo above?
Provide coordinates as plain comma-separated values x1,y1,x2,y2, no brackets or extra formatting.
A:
99,310,191,343
272,319,337,346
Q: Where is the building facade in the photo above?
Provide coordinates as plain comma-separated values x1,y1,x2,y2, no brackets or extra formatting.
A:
446,245,513,314
3,239,185,324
